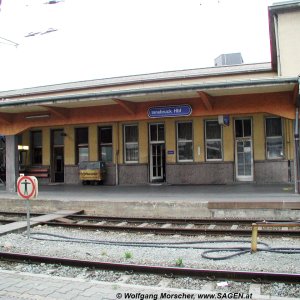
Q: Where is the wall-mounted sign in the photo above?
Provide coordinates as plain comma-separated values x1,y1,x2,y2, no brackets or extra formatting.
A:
148,104,192,118
218,115,230,126
167,150,175,155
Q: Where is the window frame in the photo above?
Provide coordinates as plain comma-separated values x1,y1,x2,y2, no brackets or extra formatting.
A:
0,137,5,169
30,130,43,165
123,124,139,164
205,119,223,162
265,116,284,160
75,127,89,164
176,121,194,162
98,126,113,163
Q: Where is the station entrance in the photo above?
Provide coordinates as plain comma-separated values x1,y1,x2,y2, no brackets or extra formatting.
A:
149,123,166,182
234,118,253,182
51,129,64,183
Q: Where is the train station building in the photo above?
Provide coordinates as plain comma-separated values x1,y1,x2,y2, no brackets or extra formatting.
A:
1,1,300,192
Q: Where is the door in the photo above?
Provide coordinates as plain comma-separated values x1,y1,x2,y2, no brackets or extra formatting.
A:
53,147,64,182
51,129,64,183
235,119,253,181
149,123,165,182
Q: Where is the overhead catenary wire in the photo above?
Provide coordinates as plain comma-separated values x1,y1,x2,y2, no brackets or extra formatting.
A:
0,36,19,47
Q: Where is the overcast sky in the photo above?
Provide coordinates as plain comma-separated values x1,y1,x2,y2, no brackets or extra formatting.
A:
0,0,286,91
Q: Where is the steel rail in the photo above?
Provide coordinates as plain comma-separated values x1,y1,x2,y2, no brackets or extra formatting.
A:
0,211,295,225
64,215,295,225
0,251,298,283
41,221,300,237
0,220,16,224
0,212,43,218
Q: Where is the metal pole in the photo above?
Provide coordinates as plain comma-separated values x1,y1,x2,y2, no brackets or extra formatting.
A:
115,150,119,186
26,199,30,238
251,223,258,253
115,122,120,186
294,108,299,194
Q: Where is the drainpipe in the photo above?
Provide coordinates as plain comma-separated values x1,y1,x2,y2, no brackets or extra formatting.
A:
273,14,282,76
294,77,300,193
294,108,299,193
115,122,119,186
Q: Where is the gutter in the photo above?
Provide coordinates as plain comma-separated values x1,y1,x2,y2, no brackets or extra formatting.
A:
0,77,298,108
273,14,282,76
269,1,300,14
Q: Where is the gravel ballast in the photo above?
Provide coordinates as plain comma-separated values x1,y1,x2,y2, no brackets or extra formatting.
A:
0,226,299,297
0,226,299,273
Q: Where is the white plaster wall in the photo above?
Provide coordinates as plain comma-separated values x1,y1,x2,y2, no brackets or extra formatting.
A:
278,11,300,76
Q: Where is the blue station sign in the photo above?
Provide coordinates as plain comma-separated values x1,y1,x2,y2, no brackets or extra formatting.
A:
148,104,192,118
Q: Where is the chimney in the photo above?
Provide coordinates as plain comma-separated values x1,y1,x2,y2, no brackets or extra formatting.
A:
214,53,243,66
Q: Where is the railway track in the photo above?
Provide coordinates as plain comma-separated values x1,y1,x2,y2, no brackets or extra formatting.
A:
0,211,300,236
0,210,296,223
0,211,299,297
41,221,300,236
0,251,299,284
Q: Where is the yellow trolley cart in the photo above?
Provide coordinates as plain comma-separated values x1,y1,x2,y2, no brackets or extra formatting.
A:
79,161,106,185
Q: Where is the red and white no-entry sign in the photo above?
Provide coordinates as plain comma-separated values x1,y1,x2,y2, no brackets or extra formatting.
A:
17,176,38,199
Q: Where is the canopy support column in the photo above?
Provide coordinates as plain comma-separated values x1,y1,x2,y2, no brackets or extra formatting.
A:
5,135,19,192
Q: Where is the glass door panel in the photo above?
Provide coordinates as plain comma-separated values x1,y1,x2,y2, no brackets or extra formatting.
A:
235,119,253,181
149,124,165,182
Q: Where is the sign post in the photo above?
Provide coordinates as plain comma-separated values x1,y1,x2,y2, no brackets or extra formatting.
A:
26,198,30,238
17,176,38,238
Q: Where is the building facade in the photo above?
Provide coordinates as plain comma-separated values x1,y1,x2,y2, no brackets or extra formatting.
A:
0,1,300,191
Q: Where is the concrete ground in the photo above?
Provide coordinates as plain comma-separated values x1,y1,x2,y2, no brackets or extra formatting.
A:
0,182,299,202
0,183,299,219
0,269,284,300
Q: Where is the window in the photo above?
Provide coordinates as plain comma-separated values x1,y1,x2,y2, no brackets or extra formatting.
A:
265,117,284,159
98,126,113,162
124,124,138,163
31,131,42,165
75,127,88,164
150,123,164,142
52,130,64,146
0,136,5,169
205,120,222,161
235,119,252,138
177,121,193,161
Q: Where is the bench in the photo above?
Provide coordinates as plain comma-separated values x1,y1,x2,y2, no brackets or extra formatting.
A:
24,167,50,178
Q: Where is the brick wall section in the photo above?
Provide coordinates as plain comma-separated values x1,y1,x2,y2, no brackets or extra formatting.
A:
64,165,80,184
104,164,116,185
118,164,148,185
254,160,293,183
65,161,292,185
166,162,234,184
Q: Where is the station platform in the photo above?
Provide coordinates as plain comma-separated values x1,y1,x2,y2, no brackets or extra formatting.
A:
0,183,299,219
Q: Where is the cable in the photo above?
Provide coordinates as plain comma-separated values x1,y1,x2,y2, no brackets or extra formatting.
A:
24,231,300,260
201,249,250,260
29,232,260,257
29,231,268,246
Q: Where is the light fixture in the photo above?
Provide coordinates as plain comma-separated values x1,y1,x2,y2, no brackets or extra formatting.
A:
25,114,50,119
18,145,29,150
